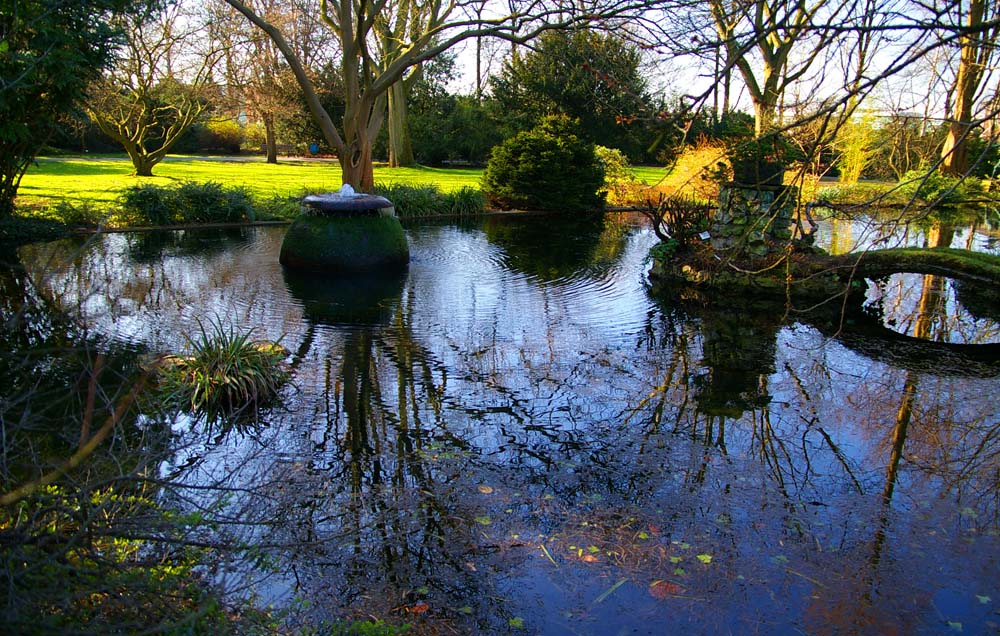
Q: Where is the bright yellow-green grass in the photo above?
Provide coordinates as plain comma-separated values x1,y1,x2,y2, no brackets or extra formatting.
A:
17,155,485,209
631,165,669,186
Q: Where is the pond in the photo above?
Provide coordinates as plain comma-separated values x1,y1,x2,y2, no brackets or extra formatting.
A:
14,212,1000,635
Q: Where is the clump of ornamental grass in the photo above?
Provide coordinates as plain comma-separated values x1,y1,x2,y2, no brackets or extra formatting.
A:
370,183,485,218
155,320,288,426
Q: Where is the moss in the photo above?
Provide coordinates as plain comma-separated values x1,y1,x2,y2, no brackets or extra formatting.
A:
824,247,1000,283
279,214,409,272
649,244,1000,298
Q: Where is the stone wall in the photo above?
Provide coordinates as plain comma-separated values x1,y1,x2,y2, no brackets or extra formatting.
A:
710,185,797,257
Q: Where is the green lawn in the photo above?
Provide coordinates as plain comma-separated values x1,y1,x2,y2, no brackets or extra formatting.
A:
17,155,486,208
632,165,669,186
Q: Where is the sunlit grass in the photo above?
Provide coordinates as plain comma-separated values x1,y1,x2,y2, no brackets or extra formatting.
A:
631,165,669,186
18,155,485,209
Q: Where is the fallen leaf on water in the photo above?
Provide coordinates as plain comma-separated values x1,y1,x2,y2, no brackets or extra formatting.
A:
477,485,494,494
509,617,525,629
587,545,600,553
458,605,473,615
673,567,686,576
474,516,492,525
637,531,650,540
697,554,713,564
649,580,682,600
409,602,430,614
581,554,599,563
670,556,683,564
976,595,991,604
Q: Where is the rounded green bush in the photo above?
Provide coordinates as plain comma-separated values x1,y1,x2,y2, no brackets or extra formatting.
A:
482,116,606,212
279,214,409,271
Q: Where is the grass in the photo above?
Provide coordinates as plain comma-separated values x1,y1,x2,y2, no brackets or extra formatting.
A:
17,155,486,209
154,319,289,427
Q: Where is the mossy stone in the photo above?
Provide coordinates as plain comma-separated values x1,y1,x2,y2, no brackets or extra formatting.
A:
279,214,409,272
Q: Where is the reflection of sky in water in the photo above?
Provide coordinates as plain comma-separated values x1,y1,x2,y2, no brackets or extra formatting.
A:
17,216,1000,635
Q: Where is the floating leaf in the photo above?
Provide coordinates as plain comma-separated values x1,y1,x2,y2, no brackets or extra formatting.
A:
947,620,962,632
696,554,713,564
581,554,599,563
649,580,682,600
771,555,789,564
588,546,600,553
674,541,690,550
637,531,650,540
458,605,473,615
474,516,492,525
416,585,429,596
976,595,991,604
477,485,494,494
648,524,661,534
673,567,686,576
509,617,525,629
670,556,683,564
410,602,430,614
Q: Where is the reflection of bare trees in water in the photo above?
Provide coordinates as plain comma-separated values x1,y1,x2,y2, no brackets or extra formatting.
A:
232,289,512,629
639,269,1000,634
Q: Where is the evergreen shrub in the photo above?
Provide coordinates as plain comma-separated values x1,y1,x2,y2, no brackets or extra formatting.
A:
482,116,605,212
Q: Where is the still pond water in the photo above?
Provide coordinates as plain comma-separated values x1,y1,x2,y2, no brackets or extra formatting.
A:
18,212,1000,635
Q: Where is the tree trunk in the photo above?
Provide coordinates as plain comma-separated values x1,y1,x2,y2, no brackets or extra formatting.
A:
339,134,375,192
264,113,278,164
0,152,30,219
941,0,992,177
387,81,415,167
132,154,155,177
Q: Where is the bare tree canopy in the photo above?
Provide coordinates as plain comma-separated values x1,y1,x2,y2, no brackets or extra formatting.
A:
222,0,666,189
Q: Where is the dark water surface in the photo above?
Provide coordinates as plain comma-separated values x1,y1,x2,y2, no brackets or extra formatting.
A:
17,214,1000,635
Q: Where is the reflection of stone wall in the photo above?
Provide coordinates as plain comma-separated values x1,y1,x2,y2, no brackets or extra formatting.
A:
711,185,797,256
695,305,780,417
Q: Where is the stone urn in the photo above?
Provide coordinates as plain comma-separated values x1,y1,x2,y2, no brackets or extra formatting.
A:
279,185,409,272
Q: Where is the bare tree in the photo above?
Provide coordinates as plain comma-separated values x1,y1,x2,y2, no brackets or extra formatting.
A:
211,0,337,163
221,0,660,191
87,4,222,176
707,0,850,137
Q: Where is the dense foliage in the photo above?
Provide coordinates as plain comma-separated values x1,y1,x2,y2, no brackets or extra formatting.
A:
482,116,605,212
0,0,152,216
490,29,653,161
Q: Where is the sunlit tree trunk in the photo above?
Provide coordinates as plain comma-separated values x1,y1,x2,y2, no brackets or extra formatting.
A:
941,0,998,176
263,112,278,164
387,81,415,167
